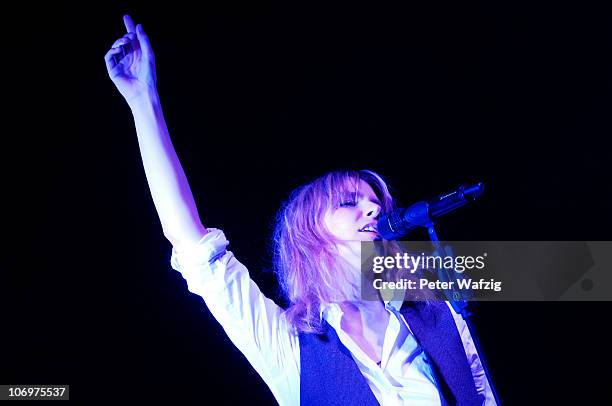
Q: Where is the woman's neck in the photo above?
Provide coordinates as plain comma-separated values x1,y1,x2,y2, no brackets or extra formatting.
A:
336,240,367,277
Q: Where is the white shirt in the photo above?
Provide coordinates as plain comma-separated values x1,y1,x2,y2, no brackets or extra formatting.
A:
170,229,497,406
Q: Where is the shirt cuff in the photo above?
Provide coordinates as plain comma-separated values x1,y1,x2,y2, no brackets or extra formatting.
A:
170,228,229,272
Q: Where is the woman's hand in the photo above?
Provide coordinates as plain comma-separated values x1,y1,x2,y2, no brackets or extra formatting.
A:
105,15,157,104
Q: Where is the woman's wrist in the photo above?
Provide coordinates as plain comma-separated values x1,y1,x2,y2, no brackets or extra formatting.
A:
127,85,161,112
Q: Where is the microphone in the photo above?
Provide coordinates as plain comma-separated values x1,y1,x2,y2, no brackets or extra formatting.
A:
378,182,484,240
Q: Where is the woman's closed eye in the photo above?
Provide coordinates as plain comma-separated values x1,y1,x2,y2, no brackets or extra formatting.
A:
339,201,356,207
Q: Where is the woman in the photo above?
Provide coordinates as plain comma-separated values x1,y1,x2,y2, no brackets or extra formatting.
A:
105,14,496,405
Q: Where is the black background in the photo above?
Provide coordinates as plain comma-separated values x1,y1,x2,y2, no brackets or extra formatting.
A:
4,1,612,404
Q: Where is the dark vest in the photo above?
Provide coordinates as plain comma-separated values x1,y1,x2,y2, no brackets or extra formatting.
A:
298,301,482,406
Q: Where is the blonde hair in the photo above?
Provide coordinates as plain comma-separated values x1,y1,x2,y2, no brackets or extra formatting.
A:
272,169,403,334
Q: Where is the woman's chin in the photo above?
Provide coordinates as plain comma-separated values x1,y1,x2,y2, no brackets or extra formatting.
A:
358,233,381,241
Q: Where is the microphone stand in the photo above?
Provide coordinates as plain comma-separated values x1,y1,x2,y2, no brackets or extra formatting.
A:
426,221,502,405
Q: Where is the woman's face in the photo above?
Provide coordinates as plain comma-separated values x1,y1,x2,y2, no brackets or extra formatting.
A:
324,179,382,242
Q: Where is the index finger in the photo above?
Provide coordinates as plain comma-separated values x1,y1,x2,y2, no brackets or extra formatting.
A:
123,14,136,33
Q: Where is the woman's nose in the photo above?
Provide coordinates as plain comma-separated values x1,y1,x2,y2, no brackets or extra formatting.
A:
365,202,381,219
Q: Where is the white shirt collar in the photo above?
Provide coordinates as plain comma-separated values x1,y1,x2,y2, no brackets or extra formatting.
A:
319,289,407,323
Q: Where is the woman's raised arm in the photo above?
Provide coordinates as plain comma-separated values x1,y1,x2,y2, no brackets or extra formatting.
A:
104,16,301,404
104,15,207,246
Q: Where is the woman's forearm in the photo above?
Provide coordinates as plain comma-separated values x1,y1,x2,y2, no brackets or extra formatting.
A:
129,89,207,246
